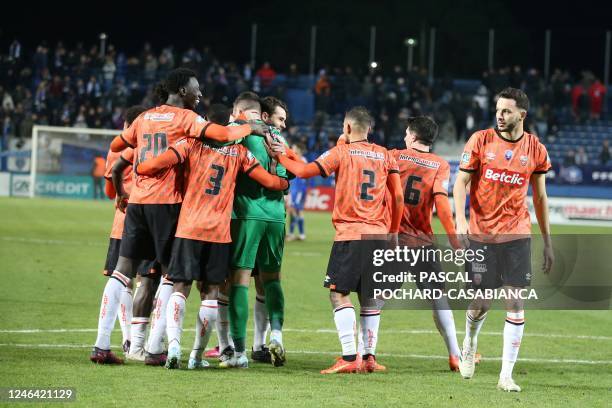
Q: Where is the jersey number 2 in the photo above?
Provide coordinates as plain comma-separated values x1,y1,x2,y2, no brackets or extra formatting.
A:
206,164,225,196
140,133,167,162
360,170,376,201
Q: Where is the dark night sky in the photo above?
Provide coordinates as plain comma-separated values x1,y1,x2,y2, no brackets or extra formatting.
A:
2,0,611,78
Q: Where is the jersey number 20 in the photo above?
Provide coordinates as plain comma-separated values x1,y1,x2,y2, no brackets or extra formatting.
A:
139,133,167,163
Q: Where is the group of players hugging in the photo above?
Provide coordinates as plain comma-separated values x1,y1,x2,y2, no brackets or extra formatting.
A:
90,67,553,392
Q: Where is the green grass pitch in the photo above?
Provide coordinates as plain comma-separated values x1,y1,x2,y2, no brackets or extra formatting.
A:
0,197,611,407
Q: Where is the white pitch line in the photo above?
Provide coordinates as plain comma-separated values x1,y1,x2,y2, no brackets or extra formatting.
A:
1,327,611,341
0,343,611,365
0,236,105,247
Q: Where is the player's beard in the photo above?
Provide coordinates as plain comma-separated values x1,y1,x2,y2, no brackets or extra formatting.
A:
498,121,516,133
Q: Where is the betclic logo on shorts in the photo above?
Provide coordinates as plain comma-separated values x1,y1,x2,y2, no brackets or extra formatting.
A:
483,167,526,186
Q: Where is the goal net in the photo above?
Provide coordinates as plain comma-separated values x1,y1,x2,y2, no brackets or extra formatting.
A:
24,125,119,199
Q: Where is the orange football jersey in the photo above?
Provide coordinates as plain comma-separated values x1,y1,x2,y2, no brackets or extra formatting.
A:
120,105,210,204
460,128,551,239
171,138,259,243
105,147,134,239
315,141,399,241
393,148,450,242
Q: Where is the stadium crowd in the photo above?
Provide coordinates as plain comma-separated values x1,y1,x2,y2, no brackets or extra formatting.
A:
0,40,609,156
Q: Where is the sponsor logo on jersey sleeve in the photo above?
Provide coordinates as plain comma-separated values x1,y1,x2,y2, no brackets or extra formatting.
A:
461,152,470,164
442,180,449,192
196,115,206,123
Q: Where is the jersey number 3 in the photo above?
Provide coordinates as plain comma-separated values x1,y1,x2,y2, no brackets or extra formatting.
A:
206,164,225,196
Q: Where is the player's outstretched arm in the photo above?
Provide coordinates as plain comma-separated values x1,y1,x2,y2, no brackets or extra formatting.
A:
531,173,554,273
247,165,289,191
277,154,322,178
110,134,133,152
268,139,321,178
434,194,461,249
386,172,404,233
201,121,265,143
136,149,180,176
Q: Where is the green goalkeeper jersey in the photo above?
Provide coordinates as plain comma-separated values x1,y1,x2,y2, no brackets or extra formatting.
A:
232,126,290,223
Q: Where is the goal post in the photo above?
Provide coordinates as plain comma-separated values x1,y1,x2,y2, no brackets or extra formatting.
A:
28,125,119,199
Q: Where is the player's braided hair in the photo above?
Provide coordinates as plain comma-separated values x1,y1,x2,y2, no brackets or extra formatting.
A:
153,67,197,104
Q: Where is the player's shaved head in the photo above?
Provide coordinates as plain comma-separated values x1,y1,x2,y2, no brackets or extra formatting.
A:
124,105,147,126
206,103,230,126
234,91,261,113
344,106,372,133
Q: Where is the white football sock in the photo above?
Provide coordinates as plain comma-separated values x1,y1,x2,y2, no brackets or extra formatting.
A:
359,308,381,356
146,278,173,354
432,300,460,357
217,294,234,351
190,300,218,360
500,311,525,379
253,295,269,350
334,304,356,357
95,271,129,350
464,311,487,349
166,292,186,349
118,287,133,344
129,317,149,353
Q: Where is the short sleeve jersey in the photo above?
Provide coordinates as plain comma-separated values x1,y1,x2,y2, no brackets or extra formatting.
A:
393,148,450,239
171,138,259,243
232,127,289,223
104,147,134,239
120,105,209,204
460,128,551,238
315,141,399,241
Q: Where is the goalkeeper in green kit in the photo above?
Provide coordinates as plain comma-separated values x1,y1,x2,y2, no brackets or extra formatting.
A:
220,92,291,368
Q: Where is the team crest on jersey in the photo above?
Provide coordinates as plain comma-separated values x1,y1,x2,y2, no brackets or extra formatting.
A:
461,152,470,164
519,155,528,166
504,150,513,160
485,151,496,161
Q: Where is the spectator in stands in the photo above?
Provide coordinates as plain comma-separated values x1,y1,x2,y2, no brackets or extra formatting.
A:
571,81,588,123
600,140,610,165
588,78,606,120
564,149,576,166
256,61,276,88
575,147,589,165
314,70,331,112
91,153,105,199
102,56,116,92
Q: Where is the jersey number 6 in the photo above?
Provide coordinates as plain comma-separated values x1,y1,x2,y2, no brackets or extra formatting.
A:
405,175,422,205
